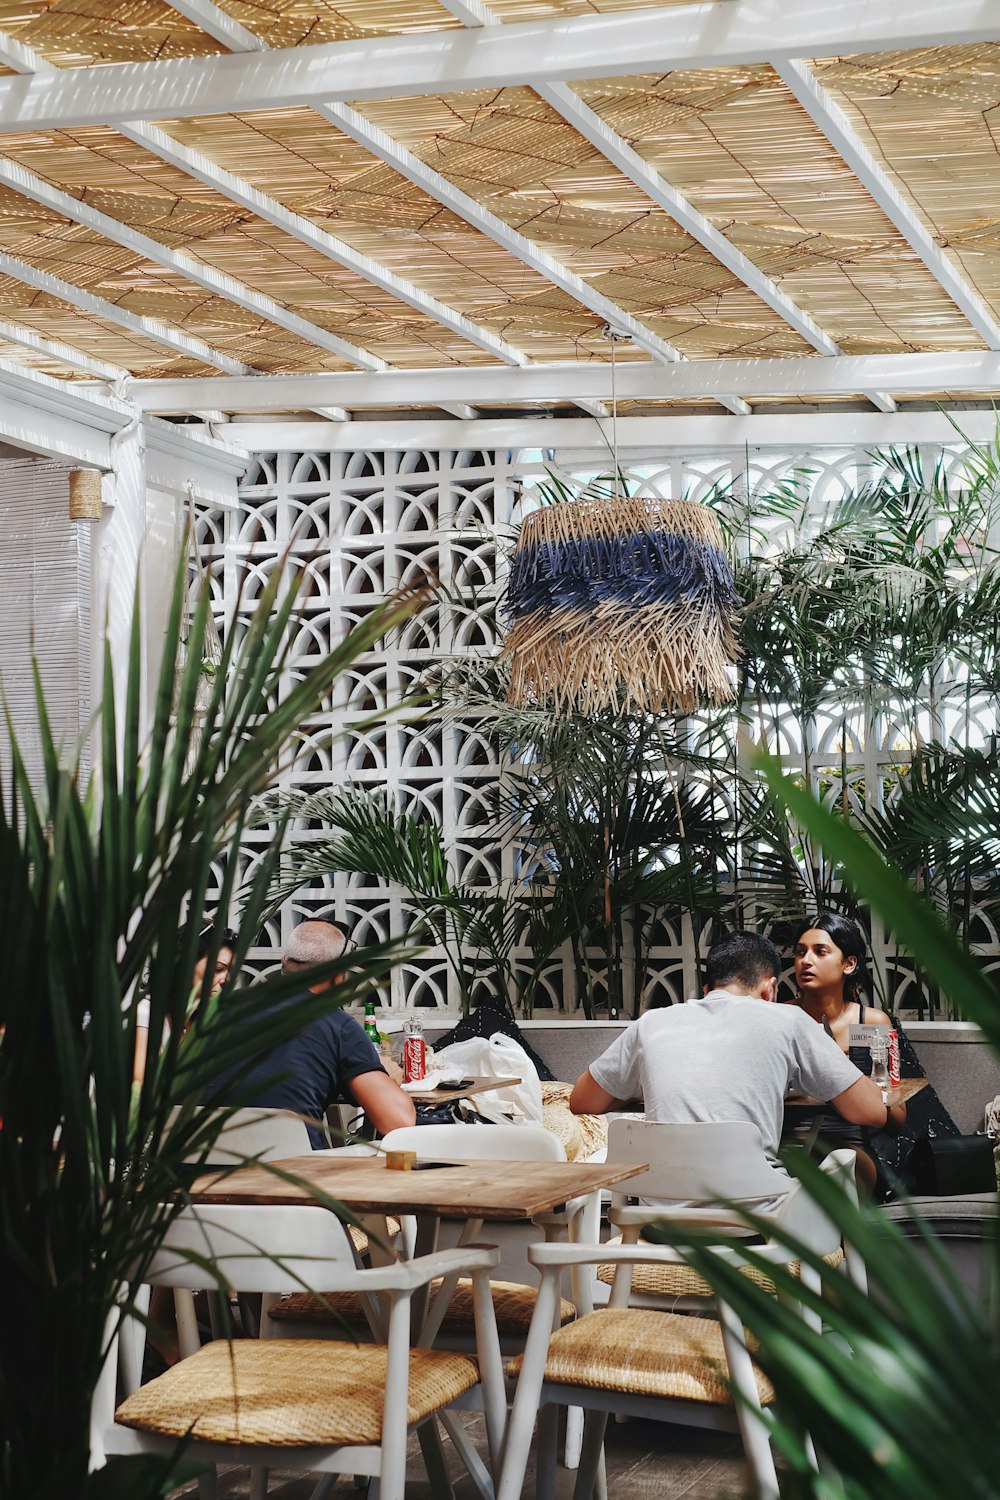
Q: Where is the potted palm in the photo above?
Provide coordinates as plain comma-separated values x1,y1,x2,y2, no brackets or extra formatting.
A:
651,761,1000,1497
0,553,420,1499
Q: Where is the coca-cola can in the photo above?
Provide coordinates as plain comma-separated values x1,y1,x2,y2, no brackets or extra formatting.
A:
403,1034,426,1082
888,1029,900,1086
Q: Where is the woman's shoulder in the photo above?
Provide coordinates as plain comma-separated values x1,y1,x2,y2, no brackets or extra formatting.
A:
860,1002,891,1027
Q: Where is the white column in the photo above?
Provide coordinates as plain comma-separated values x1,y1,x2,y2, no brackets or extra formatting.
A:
92,417,147,740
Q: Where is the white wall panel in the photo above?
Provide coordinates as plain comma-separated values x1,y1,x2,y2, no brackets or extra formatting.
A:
0,460,91,794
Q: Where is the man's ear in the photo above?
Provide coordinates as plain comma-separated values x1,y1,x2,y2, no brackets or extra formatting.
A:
761,976,779,1003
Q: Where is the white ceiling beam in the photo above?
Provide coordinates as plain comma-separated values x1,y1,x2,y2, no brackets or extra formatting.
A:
0,354,132,429
143,413,249,504
538,79,841,357
0,155,389,372
0,395,113,465
773,58,1000,349
153,0,749,415
0,318,125,381
0,31,526,372
325,102,749,414
0,3,996,130
214,410,1000,452
0,250,253,375
535,79,896,415
434,0,892,413
123,350,1000,412
0,354,132,462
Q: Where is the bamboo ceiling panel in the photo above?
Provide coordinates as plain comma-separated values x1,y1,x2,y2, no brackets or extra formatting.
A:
0,123,500,368
355,87,816,359
0,0,224,66
0,270,222,373
0,185,361,371
812,45,1000,330
158,107,649,364
204,0,460,50
196,0,711,49
0,327,84,376
569,65,985,355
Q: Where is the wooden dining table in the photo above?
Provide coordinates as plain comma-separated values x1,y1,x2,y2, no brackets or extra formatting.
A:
190,1154,648,1350
190,1154,644,1224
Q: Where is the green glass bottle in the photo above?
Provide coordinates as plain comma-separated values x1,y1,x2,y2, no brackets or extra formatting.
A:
363,999,380,1046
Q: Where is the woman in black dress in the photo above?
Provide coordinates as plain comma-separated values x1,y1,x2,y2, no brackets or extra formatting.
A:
788,912,905,1192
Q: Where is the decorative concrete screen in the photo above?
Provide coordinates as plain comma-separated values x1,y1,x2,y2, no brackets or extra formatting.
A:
199,442,999,1017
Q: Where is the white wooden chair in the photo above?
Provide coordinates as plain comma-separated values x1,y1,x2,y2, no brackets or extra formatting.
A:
595,1119,866,1314
94,1202,507,1500
266,1121,596,1472
496,1119,863,1500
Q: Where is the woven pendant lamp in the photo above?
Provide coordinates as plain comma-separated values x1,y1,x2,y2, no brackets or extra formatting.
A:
502,339,739,717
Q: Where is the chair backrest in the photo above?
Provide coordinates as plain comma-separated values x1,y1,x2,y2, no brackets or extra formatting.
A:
607,1119,850,1258
381,1122,566,1162
606,1118,790,1205
173,1105,318,1165
147,1202,362,1294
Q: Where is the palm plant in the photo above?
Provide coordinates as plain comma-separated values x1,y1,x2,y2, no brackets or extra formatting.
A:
0,552,419,1500
258,784,527,1014
649,760,1000,1499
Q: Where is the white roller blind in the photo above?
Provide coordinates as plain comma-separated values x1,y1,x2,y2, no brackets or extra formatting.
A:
0,460,92,795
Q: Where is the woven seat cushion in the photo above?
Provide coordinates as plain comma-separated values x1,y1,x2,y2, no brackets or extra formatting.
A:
269,1278,576,1335
596,1242,844,1298
507,1308,773,1407
115,1338,479,1447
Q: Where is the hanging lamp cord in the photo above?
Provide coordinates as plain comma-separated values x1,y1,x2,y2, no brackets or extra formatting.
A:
610,328,621,500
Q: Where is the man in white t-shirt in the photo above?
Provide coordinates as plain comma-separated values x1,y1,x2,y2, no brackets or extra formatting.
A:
570,931,899,1198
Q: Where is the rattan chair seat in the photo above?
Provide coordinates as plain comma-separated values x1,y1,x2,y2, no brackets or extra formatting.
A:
507,1308,773,1407
115,1338,479,1447
595,1242,844,1298
268,1278,576,1335
347,1217,401,1257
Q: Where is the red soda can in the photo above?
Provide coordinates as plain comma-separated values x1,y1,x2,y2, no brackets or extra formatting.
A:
403,1028,426,1082
887,1029,900,1086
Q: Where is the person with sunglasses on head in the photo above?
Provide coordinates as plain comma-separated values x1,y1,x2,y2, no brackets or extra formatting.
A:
204,919,415,1143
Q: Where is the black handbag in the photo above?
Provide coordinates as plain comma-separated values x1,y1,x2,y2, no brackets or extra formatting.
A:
905,1134,997,1196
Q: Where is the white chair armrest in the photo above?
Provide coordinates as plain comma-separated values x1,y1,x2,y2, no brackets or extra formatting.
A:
611,1203,774,1232
527,1240,791,1273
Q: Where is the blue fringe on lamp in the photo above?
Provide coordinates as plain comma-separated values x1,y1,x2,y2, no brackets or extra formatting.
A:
503,496,739,715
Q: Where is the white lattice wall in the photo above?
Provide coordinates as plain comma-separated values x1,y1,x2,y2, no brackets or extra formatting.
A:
199,441,1000,1016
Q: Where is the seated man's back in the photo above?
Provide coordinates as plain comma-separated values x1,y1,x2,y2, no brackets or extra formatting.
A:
571,931,893,1208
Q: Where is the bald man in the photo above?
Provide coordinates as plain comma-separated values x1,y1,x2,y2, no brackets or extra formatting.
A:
208,919,415,1142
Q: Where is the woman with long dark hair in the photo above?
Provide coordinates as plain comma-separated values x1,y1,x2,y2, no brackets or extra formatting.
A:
788,911,904,1191
792,911,891,1051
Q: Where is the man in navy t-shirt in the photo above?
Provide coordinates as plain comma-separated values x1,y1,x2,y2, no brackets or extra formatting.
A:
210,920,415,1145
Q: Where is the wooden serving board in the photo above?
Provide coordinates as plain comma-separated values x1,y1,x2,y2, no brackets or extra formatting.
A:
403,1075,522,1104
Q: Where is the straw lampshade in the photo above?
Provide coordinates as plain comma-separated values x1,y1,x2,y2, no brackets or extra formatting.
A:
68,469,103,521
502,495,739,717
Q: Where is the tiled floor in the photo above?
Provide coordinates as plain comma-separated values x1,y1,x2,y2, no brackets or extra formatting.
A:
178,1414,750,1498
